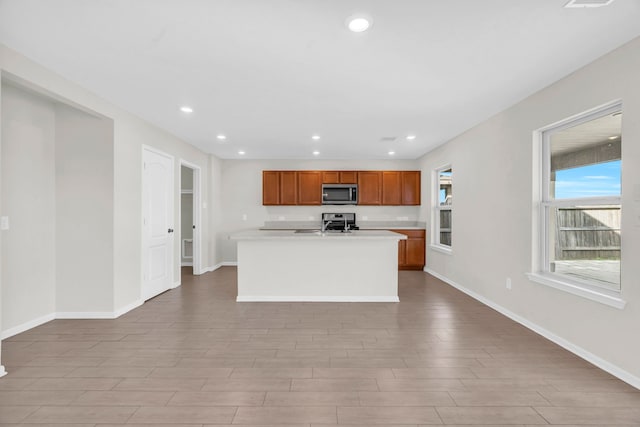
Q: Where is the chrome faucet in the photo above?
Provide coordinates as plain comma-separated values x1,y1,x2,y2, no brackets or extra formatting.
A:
321,220,333,232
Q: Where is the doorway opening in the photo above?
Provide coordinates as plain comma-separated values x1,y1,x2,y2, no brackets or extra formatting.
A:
180,161,201,277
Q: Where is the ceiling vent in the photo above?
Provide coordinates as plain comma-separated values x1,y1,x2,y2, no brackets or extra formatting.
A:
380,136,397,142
564,0,615,8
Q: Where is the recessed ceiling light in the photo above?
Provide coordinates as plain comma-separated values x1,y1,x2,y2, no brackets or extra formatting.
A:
346,15,372,32
608,135,618,140
216,134,226,140
312,135,321,141
180,106,193,113
238,150,245,155
313,151,320,156
564,0,615,8
388,151,395,156
406,135,416,140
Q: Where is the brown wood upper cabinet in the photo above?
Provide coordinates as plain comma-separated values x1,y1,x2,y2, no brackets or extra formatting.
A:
357,171,382,205
322,171,357,184
262,171,298,205
279,171,298,205
401,171,421,205
263,170,420,206
262,171,280,205
297,171,322,205
382,171,421,206
382,171,402,205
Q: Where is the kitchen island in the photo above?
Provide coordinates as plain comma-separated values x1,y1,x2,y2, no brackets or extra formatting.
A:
230,230,406,302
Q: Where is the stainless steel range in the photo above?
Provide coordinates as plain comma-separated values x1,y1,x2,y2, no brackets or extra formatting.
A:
321,212,358,232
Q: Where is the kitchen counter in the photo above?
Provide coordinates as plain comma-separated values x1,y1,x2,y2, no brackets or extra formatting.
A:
233,229,407,240
230,229,406,302
260,221,426,231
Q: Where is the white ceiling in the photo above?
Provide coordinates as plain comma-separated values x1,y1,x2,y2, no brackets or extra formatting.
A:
1,0,639,160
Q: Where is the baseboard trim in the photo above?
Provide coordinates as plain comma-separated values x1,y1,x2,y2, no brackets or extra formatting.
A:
236,296,399,302
203,262,237,273
113,299,144,318
0,312,56,340
56,311,117,319
0,365,6,378
181,262,193,267
424,267,640,391
0,299,144,340
171,280,181,289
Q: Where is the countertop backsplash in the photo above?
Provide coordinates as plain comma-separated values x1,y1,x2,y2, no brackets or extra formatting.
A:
261,220,426,230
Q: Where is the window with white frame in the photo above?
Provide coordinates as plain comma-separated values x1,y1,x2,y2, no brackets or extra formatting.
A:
434,166,452,249
539,104,622,292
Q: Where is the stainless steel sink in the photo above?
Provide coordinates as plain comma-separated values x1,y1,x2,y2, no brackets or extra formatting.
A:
293,229,352,235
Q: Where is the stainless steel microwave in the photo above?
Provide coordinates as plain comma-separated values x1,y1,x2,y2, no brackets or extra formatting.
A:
322,184,358,205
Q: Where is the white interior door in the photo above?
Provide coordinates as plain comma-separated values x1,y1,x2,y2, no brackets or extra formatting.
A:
142,147,174,301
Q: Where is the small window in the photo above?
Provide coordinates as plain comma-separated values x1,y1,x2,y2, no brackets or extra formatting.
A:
434,166,452,249
540,104,621,292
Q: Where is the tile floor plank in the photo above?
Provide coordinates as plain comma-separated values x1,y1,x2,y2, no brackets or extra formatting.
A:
338,406,442,424
127,406,237,424
22,405,138,424
233,406,337,424
0,267,636,427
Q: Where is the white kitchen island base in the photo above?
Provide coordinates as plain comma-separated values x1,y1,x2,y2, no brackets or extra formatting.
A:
232,230,406,302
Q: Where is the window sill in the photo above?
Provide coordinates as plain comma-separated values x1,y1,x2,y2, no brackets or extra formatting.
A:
526,272,626,309
429,244,453,255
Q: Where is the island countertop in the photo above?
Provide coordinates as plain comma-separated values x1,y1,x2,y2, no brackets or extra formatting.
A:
232,229,405,302
231,229,407,240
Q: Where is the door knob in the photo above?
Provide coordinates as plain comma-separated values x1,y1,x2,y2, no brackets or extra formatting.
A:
168,228,174,233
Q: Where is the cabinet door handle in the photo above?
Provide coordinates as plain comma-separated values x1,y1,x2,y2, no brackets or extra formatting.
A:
168,228,174,233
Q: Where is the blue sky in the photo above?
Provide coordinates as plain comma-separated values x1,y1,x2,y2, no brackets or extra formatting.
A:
555,160,621,199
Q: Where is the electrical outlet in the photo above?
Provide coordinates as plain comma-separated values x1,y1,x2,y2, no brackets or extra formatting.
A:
506,277,512,290
0,216,8,230
362,216,368,220
242,214,247,221
278,216,285,221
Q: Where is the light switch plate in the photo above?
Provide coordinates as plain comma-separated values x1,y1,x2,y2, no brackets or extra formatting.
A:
0,216,9,230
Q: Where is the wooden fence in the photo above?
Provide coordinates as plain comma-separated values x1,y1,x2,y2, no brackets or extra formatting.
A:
555,207,620,260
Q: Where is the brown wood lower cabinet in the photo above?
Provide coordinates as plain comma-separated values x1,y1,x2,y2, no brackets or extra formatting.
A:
391,229,426,270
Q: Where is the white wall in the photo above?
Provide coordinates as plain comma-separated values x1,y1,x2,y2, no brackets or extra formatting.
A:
209,155,224,269
1,82,116,331
0,43,221,344
220,159,421,262
0,82,3,374
55,103,114,314
419,36,640,384
1,83,56,332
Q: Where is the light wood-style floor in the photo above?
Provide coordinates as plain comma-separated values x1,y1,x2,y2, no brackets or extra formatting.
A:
1,267,639,426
